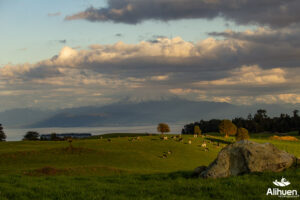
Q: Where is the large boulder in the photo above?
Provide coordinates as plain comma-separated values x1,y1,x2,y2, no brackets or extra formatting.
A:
196,140,297,178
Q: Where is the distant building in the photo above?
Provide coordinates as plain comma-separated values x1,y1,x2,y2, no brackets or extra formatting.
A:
40,133,92,140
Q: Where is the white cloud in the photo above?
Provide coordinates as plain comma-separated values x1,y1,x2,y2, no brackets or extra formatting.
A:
278,94,300,104
195,65,287,86
150,75,169,81
0,36,300,110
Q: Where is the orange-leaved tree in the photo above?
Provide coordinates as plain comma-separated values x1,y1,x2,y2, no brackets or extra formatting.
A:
157,123,170,135
236,127,250,141
219,119,237,138
194,125,202,135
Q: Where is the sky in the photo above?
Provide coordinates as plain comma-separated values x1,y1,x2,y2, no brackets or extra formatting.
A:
0,0,300,111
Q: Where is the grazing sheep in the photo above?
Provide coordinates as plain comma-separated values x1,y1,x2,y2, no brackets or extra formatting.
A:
167,150,172,155
194,134,198,138
204,147,209,152
201,143,207,148
163,136,168,140
162,154,167,159
136,136,140,140
188,140,192,144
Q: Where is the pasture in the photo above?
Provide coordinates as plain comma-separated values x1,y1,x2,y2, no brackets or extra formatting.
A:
0,132,299,199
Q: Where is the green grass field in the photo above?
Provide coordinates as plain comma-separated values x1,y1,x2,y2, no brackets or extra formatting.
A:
0,132,299,200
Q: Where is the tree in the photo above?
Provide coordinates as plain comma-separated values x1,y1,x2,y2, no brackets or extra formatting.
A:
0,124,6,142
219,120,237,138
157,123,170,135
51,133,59,141
293,110,299,118
236,128,250,141
194,125,202,135
23,131,40,141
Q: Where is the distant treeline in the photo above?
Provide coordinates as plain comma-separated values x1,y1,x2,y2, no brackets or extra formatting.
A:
182,109,300,134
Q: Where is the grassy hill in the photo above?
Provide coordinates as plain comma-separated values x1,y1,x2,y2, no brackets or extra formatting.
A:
0,132,299,199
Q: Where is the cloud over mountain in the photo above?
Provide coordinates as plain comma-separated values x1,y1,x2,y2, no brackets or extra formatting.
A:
0,32,300,111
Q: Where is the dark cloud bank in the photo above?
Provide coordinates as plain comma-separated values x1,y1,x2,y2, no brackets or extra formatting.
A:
65,0,300,27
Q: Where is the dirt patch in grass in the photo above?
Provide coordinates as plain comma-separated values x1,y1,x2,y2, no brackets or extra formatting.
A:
24,166,68,176
269,135,299,141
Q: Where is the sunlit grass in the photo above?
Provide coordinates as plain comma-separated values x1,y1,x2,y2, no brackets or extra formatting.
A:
0,132,299,199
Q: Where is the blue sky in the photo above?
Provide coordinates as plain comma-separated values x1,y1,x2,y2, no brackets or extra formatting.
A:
0,0,253,65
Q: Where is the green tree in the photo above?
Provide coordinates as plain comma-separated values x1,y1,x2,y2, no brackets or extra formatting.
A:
236,128,250,141
181,129,185,134
51,133,59,141
0,124,6,142
157,123,170,135
23,131,40,141
194,125,202,135
219,120,237,138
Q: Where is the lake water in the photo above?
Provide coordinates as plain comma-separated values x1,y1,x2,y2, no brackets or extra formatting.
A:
4,124,185,141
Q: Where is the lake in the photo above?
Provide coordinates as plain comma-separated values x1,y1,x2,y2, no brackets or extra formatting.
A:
4,124,185,141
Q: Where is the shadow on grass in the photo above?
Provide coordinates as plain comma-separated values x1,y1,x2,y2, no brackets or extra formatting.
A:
132,170,196,181
205,137,233,145
90,133,151,139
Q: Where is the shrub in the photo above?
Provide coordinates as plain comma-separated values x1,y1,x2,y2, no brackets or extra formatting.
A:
236,128,250,141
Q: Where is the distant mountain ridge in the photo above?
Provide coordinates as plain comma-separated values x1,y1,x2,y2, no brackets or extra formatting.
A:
0,99,298,128
31,99,235,127
0,108,57,128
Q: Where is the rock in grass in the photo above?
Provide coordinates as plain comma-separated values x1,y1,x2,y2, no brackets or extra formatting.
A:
197,140,296,178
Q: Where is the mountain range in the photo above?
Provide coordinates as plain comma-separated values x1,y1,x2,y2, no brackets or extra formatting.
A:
0,99,298,128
